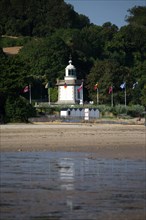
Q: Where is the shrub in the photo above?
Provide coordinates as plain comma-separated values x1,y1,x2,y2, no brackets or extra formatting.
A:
1,36,32,47
127,105,145,117
5,96,36,122
96,105,112,114
112,105,127,116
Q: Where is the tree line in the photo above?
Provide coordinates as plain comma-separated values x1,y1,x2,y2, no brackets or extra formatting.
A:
0,0,146,122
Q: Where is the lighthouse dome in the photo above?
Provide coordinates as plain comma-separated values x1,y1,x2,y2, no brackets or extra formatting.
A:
65,59,76,79
66,60,76,70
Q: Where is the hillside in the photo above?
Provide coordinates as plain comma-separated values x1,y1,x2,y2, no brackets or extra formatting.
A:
0,2,146,125
0,0,90,37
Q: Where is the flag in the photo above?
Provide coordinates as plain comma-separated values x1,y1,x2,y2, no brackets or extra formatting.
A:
45,83,48,88
94,82,98,90
45,82,51,88
120,82,126,89
77,83,83,92
22,85,29,93
108,86,113,94
132,82,138,89
64,82,67,89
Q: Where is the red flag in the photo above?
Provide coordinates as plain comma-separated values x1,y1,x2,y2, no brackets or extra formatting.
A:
64,83,67,89
94,82,98,90
22,85,29,93
77,83,83,92
108,86,113,94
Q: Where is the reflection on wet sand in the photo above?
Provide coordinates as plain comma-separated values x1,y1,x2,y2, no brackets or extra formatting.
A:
0,152,145,220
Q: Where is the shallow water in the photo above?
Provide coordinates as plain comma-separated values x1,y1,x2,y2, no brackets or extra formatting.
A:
0,152,146,220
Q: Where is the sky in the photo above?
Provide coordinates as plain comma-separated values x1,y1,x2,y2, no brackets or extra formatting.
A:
64,0,146,28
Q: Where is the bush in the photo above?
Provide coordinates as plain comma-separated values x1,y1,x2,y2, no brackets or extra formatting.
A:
5,96,36,122
127,105,145,117
112,105,127,116
1,36,32,47
95,105,112,115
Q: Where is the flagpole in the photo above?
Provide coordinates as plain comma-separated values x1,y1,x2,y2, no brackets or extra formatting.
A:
29,84,31,104
125,83,126,107
97,88,99,105
82,81,84,105
111,87,113,107
48,82,50,105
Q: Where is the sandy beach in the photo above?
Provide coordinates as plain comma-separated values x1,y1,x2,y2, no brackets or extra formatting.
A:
1,123,146,159
1,123,146,220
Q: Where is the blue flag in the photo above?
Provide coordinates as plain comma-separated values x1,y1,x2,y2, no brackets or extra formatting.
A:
120,82,126,89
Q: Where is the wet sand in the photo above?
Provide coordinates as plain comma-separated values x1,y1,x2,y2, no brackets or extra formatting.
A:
1,151,146,220
1,123,146,159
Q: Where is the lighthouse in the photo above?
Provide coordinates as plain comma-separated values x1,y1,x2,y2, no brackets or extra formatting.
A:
56,59,83,104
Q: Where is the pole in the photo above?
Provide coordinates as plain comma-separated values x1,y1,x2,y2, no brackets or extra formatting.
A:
111,88,113,107
29,84,31,104
97,88,99,105
125,83,127,107
82,81,84,105
48,86,50,105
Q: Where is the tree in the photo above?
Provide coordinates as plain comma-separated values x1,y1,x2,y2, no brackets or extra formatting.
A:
0,0,90,36
86,60,117,104
139,61,146,107
5,96,36,122
125,6,146,27
0,48,36,122
0,53,29,98
19,36,70,84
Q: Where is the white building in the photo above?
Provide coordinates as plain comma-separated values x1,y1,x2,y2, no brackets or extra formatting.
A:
56,59,83,104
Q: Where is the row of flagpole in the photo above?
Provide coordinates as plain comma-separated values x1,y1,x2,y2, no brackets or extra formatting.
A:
108,84,126,107
107,83,127,107
94,81,138,107
22,82,51,105
22,80,138,106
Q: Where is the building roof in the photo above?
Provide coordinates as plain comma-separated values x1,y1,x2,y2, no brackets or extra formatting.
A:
65,60,76,70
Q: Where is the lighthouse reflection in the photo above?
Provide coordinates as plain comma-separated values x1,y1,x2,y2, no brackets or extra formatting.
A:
1,152,145,220
58,158,74,210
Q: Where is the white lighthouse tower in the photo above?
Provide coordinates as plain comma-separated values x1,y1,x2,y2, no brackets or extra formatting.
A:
57,59,83,104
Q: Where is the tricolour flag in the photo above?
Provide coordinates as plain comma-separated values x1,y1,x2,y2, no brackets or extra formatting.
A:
120,82,126,89
108,86,113,94
22,85,29,93
132,82,138,89
94,82,98,90
77,83,83,92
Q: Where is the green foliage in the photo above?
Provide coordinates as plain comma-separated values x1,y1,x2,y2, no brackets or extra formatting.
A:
5,96,36,122
111,104,145,117
0,0,90,37
126,6,146,27
50,88,58,103
127,105,145,117
86,60,121,104
1,36,32,47
0,54,29,96
1,4,146,118
19,36,70,84
95,105,112,114
36,105,61,115
141,85,146,107
112,105,127,115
